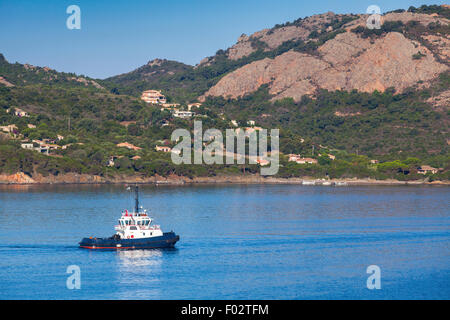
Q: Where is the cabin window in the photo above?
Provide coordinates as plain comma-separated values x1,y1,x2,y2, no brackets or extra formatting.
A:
130,226,137,230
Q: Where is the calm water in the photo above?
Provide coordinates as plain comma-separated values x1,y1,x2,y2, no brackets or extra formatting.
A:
0,184,448,300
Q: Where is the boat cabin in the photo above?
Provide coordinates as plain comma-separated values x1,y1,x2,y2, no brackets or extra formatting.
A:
115,210,163,239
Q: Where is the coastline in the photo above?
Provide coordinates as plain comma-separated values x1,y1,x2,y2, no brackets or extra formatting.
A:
0,172,448,186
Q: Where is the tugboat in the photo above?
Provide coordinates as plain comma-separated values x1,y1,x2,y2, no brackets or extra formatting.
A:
79,186,179,250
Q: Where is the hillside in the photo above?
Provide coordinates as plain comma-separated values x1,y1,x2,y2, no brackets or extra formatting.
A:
0,54,149,124
0,54,104,90
102,59,192,98
0,4,449,183
203,9,449,101
105,5,450,105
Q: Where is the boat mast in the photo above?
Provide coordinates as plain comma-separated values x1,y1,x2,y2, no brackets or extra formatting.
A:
135,185,139,214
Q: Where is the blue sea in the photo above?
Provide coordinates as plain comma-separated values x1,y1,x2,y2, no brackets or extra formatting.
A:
0,184,448,299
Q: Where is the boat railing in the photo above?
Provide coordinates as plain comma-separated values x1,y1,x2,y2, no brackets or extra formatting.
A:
114,223,160,230
136,225,160,230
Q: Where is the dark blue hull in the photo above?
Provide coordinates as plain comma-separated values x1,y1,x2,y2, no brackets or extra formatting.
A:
79,232,179,250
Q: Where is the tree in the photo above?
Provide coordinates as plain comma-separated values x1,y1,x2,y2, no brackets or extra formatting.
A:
115,157,132,170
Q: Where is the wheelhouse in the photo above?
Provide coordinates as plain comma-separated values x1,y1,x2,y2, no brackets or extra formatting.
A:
117,211,156,230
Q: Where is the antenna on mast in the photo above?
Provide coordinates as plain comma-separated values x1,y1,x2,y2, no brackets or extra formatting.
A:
135,184,139,214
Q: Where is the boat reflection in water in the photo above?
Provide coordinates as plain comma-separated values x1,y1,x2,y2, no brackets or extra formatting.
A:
115,249,164,299
117,249,163,268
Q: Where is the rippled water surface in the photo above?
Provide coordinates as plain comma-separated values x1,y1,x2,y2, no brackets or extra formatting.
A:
0,184,448,299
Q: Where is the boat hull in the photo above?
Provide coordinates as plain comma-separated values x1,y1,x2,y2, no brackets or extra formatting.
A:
79,232,179,250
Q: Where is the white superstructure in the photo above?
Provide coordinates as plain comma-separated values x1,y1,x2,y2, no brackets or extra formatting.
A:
115,210,163,239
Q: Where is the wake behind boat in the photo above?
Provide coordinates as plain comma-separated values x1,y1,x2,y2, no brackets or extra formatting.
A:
79,186,179,250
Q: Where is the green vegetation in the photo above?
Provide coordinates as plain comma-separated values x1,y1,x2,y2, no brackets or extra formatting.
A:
407,4,450,19
352,17,450,42
203,72,449,165
412,51,426,60
351,20,404,38
270,14,358,33
0,6,448,182
0,54,99,89
277,155,449,181
0,83,448,181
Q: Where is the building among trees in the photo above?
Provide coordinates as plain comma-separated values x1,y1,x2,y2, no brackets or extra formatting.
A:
141,90,167,104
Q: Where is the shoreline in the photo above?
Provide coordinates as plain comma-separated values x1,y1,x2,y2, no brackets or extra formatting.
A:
0,172,448,186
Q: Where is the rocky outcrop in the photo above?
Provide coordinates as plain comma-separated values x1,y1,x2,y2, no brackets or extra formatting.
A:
384,11,450,26
0,172,104,184
147,58,166,67
0,172,35,184
0,76,14,87
0,171,447,185
204,31,448,101
225,12,339,61
342,11,450,31
227,35,256,60
198,7,450,101
321,32,447,93
427,90,450,110
68,77,104,89
422,33,450,62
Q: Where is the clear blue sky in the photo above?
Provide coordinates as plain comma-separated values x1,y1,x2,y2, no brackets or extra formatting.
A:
0,0,445,79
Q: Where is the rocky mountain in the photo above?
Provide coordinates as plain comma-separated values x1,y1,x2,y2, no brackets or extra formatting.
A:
104,5,449,108
210,12,352,62
202,9,450,102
